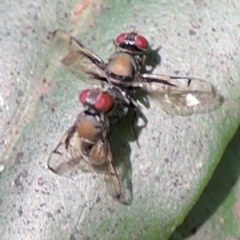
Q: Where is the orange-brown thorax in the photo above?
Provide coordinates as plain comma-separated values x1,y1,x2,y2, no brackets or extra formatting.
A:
107,53,134,77
77,119,101,142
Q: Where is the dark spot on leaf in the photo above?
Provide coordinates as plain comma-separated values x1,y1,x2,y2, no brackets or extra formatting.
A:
56,209,61,214
173,179,179,187
108,207,115,213
70,234,76,240
164,158,170,163
189,29,196,35
19,169,28,178
96,195,101,203
18,208,23,216
40,190,50,195
18,90,24,97
47,212,53,218
38,177,46,186
14,169,28,190
14,178,23,190
15,152,24,164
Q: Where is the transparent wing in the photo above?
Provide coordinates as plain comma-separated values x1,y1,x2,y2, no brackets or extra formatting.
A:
104,140,132,205
48,125,91,176
52,29,107,79
139,74,224,115
89,138,132,205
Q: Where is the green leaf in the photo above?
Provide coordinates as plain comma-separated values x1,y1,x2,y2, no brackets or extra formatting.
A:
170,126,240,240
0,0,239,239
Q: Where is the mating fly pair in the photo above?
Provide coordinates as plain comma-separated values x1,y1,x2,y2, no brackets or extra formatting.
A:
48,29,224,204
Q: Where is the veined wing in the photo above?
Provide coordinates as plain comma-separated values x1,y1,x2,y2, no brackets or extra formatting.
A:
139,74,224,116
89,138,132,205
52,29,107,80
48,125,90,176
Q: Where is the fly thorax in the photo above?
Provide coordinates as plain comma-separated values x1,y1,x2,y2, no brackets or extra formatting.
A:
106,53,136,78
76,112,105,142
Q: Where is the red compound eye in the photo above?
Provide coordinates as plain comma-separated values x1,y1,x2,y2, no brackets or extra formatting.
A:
94,92,114,112
79,89,90,104
135,35,148,49
115,33,126,45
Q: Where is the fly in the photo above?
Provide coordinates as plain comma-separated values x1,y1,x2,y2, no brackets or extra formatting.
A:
51,29,224,116
48,87,134,204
